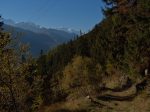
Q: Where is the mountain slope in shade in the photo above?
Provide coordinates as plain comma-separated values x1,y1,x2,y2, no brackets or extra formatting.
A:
4,24,76,56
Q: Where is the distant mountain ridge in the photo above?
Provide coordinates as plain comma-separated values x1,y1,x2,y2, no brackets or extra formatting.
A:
4,19,78,56
4,19,80,35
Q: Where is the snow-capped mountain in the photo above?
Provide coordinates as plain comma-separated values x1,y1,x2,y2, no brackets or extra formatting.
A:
4,19,78,56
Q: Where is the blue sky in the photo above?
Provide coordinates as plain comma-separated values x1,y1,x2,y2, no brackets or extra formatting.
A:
0,0,105,32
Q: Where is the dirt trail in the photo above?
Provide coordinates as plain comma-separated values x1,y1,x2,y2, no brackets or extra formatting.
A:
89,78,150,112
40,78,150,112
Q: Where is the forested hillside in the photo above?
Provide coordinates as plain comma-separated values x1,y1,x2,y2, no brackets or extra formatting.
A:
0,0,150,112
36,0,150,111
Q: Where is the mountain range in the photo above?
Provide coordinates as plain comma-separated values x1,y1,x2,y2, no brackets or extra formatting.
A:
4,19,79,56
